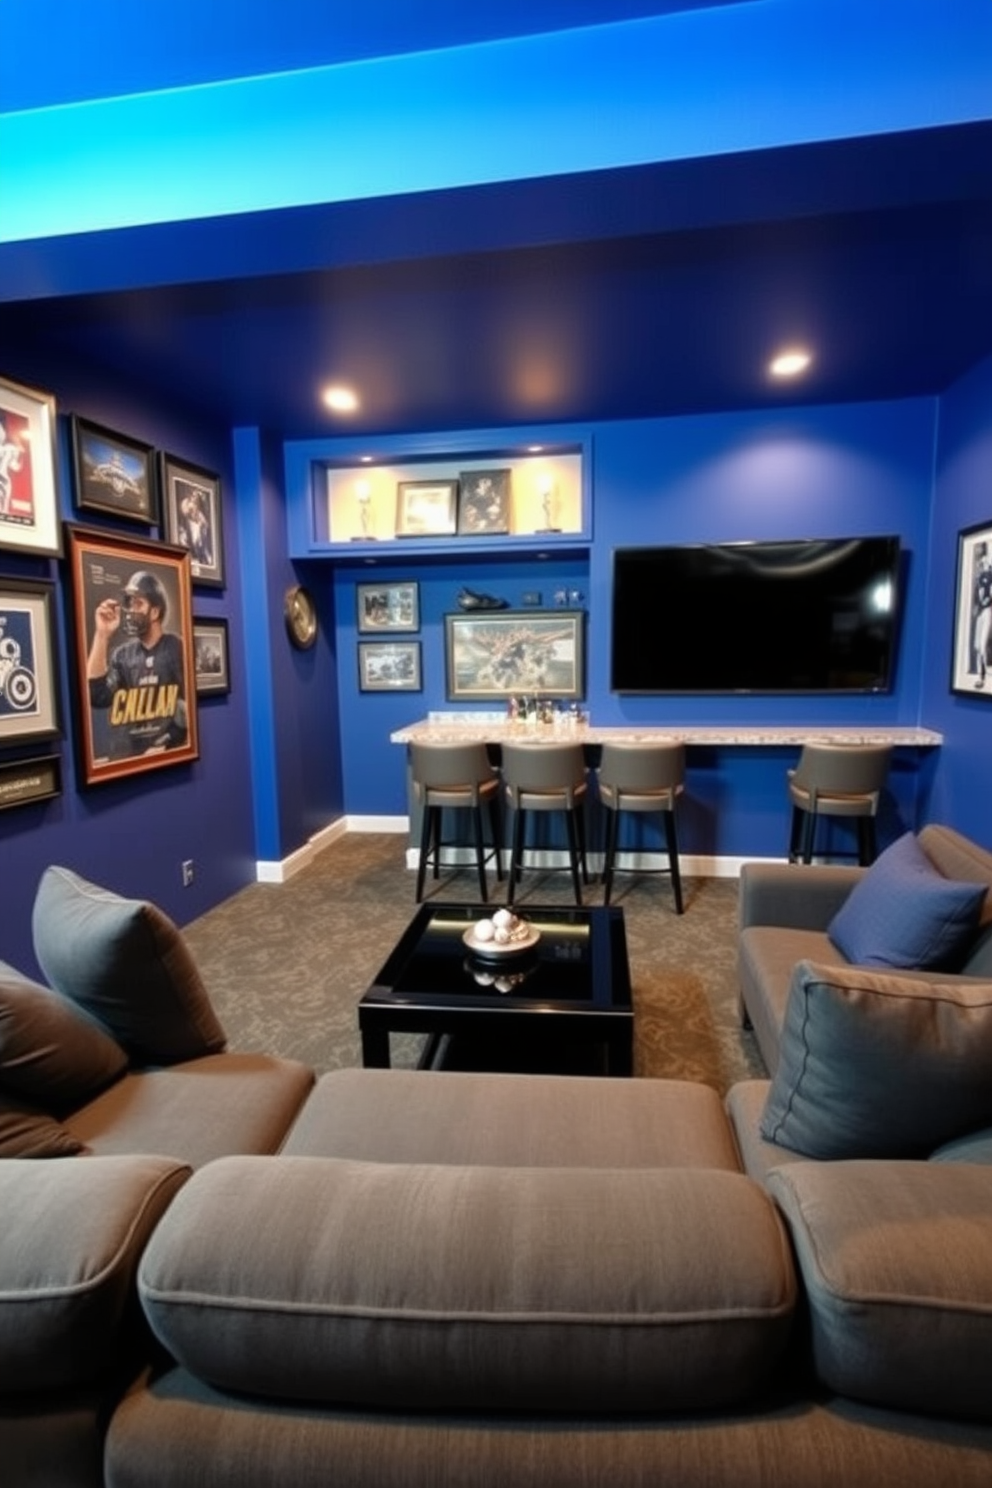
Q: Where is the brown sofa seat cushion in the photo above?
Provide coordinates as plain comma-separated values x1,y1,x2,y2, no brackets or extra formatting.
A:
768,1160,992,1423
32,866,226,1066
139,1154,795,1414
0,1091,85,1158
285,1069,742,1170
64,1054,315,1169
0,1155,190,1393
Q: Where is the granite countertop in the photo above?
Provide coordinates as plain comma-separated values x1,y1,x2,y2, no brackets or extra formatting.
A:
390,716,943,746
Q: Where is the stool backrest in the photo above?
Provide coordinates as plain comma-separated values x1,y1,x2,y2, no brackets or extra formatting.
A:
598,741,685,795
501,742,587,808
791,743,892,804
411,741,494,796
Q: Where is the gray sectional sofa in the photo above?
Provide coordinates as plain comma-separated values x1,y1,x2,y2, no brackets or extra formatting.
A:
5,835,992,1486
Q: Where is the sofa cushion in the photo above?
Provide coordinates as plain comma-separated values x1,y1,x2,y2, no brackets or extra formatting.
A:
0,958,127,1110
139,1155,795,1413
0,1091,85,1157
32,866,226,1066
768,1160,992,1423
760,960,992,1159
0,1154,190,1392
827,831,986,970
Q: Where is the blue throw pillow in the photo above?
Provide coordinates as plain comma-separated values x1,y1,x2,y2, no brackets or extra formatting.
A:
828,832,985,970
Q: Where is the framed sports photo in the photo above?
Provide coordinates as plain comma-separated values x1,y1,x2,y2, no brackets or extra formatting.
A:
0,374,61,557
71,415,158,525
358,640,422,692
0,577,62,746
356,580,419,633
445,610,585,701
457,467,511,535
395,479,458,538
160,452,225,588
66,524,199,786
193,617,231,696
951,519,992,697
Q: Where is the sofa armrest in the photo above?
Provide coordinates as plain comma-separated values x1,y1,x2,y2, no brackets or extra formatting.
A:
739,862,864,933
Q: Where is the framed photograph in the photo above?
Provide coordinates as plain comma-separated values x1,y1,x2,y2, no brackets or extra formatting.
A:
66,524,199,786
445,610,585,701
395,479,458,538
458,467,511,535
0,374,61,556
160,452,225,588
951,519,992,697
0,753,61,812
356,580,420,634
0,577,61,746
358,640,422,692
71,415,158,525
193,617,231,695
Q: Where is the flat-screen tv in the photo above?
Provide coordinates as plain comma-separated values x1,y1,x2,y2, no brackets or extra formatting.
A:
611,536,901,694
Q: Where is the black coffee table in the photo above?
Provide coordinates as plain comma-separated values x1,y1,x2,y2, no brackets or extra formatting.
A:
358,903,633,1076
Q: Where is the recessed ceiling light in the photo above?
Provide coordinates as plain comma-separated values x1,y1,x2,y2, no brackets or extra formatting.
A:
769,349,812,378
322,385,359,413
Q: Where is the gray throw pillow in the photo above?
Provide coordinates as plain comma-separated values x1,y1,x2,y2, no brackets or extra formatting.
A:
761,959,992,1158
32,866,226,1066
0,958,127,1110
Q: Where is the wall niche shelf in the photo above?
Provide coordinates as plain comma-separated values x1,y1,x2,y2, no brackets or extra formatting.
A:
284,425,592,560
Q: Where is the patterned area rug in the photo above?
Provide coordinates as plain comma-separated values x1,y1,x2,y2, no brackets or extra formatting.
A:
182,833,767,1093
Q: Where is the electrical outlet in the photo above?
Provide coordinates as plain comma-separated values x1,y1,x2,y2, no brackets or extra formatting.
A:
181,860,194,887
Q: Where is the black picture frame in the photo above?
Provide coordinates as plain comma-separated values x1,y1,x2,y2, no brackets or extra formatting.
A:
356,580,420,633
193,617,231,695
66,523,199,786
0,374,62,557
71,415,158,525
444,609,585,701
358,640,422,692
457,467,511,535
160,452,225,588
0,576,62,746
951,518,992,697
0,753,61,812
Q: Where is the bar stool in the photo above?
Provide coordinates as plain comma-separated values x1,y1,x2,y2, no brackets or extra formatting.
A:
411,742,503,902
787,742,892,865
597,741,686,913
501,742,589,906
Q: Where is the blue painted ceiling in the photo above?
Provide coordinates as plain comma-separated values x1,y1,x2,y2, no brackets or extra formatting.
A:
1,2,990,442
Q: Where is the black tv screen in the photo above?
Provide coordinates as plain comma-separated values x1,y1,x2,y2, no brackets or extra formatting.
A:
611,537,901,694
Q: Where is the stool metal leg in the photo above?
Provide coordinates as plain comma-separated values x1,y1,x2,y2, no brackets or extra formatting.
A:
508,807,526,906
564,808,583,904
602,807,619,905
472,805,489,903
663,809,684,915
416,803,437,901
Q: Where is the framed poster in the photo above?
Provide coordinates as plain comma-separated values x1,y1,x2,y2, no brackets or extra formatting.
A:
0,577,61,746
457,467,511,535
193,617,231,695
66,524,199,785
951,519,992,696
356,580,419,633
445,609,585,701
0,754,62,812
71,416,158,525
0,374,61,556
160,452,225,588
395,479,458,537
358,640,422,692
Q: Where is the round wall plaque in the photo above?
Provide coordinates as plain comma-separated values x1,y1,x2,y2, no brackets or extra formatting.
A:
284,584,318,649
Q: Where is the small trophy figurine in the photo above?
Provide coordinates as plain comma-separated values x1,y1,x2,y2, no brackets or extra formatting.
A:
536,475,560,533
353,480,375,541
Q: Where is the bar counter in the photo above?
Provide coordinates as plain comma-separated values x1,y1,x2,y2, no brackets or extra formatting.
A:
390,717,943,747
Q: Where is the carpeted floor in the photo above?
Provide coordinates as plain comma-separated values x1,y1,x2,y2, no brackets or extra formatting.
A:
182,833,766,1093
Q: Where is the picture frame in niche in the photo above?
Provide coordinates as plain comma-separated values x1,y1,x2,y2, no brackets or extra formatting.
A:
951,518,992,697
66,524,199,786
0,374,61,556
193,617,231,695
160,452,225,588
356,580,419,634
71,415,158,526
0,576,62,746
358,640,422,692
395,479,458,538
0,753,62,812
457,467,511,536
445,609,585,701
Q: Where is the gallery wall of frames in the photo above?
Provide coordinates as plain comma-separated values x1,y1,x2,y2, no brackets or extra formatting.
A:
0,372,232,810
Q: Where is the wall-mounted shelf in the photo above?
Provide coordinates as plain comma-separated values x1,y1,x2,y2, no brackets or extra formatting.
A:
284,425,592,560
